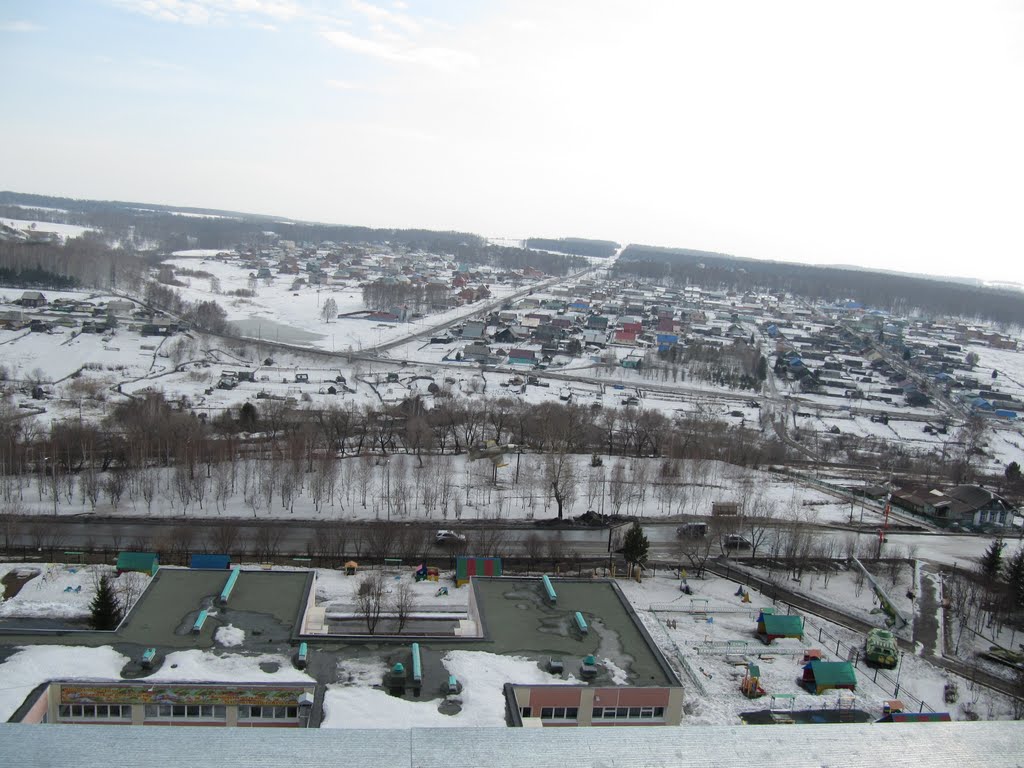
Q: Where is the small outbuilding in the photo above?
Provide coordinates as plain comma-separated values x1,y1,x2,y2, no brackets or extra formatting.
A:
455,556,502,587
801,660,856,694
757,611,804,643
20,291,47,307
116,551,159,576
190,554,231,570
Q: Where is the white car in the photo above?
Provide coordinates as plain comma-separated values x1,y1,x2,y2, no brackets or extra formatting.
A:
435,529,467,545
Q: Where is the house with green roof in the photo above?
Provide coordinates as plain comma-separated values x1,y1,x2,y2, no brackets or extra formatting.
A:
756,611,804,643
801,660,856,694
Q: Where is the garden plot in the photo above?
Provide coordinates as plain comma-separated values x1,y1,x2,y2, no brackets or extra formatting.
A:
0,326,154,384
314,568,466,613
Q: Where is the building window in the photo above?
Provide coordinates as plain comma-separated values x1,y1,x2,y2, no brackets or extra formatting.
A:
520,707,532,719
58,704,131,720
537,707,577,721
238,705,299,720
144,704,226,720
591,706,665,721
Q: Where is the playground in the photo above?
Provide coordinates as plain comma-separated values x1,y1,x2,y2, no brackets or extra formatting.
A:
614,571,960,725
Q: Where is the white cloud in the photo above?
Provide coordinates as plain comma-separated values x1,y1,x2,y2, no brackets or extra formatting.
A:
319,25,404,61
0,20,42,32
111,0,309,26
349,0,420,35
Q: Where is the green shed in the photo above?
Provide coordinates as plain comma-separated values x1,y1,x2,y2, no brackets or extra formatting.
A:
802,660,856,694
116,551,159,576
757,613,804,642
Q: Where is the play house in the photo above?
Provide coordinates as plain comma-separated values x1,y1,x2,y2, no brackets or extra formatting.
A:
116,552,159,576
801,661,856,694
756,609,804,643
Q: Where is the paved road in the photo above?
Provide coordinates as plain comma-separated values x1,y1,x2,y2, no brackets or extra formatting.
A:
2,514,996,569
913,567,942,657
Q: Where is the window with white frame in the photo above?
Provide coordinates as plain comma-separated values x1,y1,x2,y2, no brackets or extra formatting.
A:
58,704,132,720
143,704,226,720
591,706,665,720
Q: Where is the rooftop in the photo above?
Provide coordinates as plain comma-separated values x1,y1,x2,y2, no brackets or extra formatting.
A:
2,721,1022,768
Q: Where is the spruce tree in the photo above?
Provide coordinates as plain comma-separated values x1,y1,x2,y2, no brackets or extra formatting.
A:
1005,547,1024,611
622,522,650,575
979,538,1005,584
90,574,123,630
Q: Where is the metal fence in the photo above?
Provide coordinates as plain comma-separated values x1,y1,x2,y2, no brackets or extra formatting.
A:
808,619,933,713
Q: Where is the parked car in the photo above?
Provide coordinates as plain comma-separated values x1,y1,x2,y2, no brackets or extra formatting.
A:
676,522,708,538
722,534,752,549
435,529,467,545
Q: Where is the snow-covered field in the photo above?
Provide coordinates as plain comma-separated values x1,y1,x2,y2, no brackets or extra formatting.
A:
163,255,522,354
0,217,95,240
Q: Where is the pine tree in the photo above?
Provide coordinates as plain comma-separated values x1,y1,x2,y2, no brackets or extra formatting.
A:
622,522,650,575
979,538,1005,584
1005,547,1024,611
90,574,123,630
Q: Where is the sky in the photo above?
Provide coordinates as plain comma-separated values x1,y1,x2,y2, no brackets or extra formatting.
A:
1,1,1023,284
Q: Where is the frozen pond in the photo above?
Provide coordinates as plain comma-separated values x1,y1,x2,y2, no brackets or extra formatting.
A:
232,315,326,345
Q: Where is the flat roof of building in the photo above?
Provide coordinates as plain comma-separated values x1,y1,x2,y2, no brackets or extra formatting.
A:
0,568,312,650
2,721,1022,768
470,577,678,687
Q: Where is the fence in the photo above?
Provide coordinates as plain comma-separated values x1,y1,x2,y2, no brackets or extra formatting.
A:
808,619,933,714
649,610,708,697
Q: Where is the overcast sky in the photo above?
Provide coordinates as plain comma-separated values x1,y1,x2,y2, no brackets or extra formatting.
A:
2,1,1022,283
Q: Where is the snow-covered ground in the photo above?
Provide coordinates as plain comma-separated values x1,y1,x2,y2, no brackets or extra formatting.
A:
0,563,148,620
0,645,128,721
163,255,523,354
147,650,313,683
617,572,1020,723
322,650,574,729
0,217,95,240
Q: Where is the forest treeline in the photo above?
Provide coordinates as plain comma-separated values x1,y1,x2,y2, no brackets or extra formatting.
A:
0,191,488,253
0,239,144,292
615,245,1024,326
525,237,619,258
452,243,587,276
0,193,587,276
0,389,954,504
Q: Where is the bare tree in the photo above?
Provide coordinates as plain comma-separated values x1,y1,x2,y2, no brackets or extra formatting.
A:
674,528,715,578
208,521,241,553
115,571,148,614
392,580,415,634
544,451,577,520
356,571,387,634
